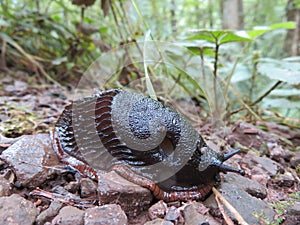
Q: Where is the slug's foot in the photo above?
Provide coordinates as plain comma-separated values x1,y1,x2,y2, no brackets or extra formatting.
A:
112,164,212,202
50,130,99,180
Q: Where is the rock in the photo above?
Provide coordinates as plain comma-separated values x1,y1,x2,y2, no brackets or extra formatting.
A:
183,202,219,225
227,121,279,150
0,194,39,225
36,200,63,225
51,186,81,200
164,206,181,222
80,178,97,198
274,173,296,187
267,143,289,162
223,173,267,199
64,181,80,193
84,204,128,225
0,134,60,187
287,202,300,216
0,175,13,197
290,153,300,168
243,153,279,177
97,171,153,217
204,183,275,224
52,206,84,225
148,200,167,220
144,218,173,225
252,156,279,177
251,174,270,187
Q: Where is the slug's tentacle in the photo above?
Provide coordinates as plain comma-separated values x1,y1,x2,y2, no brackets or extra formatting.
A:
218,164,245,175
215,149,245,175
223,149,241,161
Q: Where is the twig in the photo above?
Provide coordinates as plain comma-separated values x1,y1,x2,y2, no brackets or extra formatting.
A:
250,80,282,107
30,188,96,208
4,36,59,86
212,187,249,225
230,80,282,116
215,195,235,225
0,38,7,70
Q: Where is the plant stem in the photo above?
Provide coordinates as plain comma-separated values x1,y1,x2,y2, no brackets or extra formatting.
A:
230,80,282,115
213,43,220,121
251,80,282,106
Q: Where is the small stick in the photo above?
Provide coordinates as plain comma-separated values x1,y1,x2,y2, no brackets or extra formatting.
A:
212,187,249,225
29,188,95,208
215,194,234,225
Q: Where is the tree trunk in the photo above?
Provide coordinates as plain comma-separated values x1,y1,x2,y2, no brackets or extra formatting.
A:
285,0,300,56
221,0,244,30
170,0,177,34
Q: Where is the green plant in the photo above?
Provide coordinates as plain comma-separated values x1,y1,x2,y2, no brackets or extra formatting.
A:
180,22,299,126
268,192,300,225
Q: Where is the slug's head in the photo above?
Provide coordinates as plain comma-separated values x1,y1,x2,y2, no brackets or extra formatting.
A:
197,145,245,184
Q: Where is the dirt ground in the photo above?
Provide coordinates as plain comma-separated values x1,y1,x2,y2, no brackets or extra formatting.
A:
0,73,299,225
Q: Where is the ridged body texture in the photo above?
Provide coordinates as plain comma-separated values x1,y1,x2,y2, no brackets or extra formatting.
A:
51,89,245,202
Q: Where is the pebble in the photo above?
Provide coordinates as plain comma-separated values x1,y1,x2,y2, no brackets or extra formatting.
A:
36,200,63,225
274,173,296,187
64,181,80,193
243,153,279,177
227,121,279,150
0,194,39,225
287,202,300,216
148,200,168,220
290,153,300,168
97,171,153,217
267,143,290,162
204,182,275,224
0,175,13,197
164,206,181,222
223,173,267,199
183,202,219,225
144,218,173,225
52,206,84,225
80,178,97,198
0,134,60,187
84,204,128,225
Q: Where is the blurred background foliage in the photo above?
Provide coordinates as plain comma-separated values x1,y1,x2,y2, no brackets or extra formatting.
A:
0,0,299,127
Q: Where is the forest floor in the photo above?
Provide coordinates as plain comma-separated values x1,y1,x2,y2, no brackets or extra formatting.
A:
0,72,299,225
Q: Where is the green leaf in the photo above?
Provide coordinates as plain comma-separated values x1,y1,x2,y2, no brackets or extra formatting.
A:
258,58,300,85
246,29,270,39
51,15,62,22
247,22,296,39
99,27,108,34
270,21,296,30
284,56,300,62
66,62,75,70
143,30,157,100
175,40,215,56
186,30,252,45
0,31,15,44
261,98,300,109
169,69,207,100
50,30,59,39
187,47,215,57
175,40,215,49
0,18,10,27
52,57,68,65
270,89,300,97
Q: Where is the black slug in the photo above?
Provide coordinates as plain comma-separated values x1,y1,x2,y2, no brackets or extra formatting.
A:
50,89,245,202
